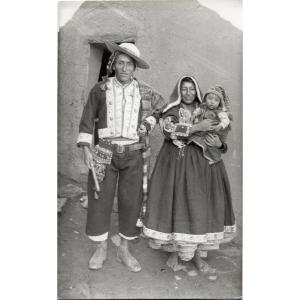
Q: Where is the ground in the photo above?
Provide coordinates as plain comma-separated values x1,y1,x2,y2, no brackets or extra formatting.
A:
57,175,242,299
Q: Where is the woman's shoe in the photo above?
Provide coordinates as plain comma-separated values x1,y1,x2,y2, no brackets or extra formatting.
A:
193,250,217,279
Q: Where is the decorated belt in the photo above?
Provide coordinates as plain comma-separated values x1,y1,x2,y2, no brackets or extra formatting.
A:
98,139,145,154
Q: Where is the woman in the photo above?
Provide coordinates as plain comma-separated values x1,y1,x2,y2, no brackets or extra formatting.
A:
143,76,236,276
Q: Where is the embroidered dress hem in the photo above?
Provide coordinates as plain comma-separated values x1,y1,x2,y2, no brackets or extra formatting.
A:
144,225,236,261
143,224,236,243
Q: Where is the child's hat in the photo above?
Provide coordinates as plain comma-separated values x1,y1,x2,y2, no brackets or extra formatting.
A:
203,86,228,111
203,87,224,102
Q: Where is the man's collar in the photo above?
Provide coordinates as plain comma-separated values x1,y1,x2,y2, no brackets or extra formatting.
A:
113,76,134,89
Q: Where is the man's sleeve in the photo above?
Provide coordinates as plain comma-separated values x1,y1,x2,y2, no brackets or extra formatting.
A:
76,86,100,147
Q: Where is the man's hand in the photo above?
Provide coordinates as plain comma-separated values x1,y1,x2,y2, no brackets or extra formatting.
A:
83,146,93,169
138,124,147,136
205,133,222,148
190,119,219,134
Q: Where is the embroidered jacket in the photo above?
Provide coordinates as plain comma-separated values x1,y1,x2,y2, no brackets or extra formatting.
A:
77,77,165,146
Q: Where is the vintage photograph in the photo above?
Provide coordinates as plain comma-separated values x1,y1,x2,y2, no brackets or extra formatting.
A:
57,0,242,298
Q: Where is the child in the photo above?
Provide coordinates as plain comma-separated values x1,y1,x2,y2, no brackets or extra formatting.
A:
190,85,232,164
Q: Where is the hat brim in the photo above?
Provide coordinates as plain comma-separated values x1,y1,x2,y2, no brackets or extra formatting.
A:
105,42,150,69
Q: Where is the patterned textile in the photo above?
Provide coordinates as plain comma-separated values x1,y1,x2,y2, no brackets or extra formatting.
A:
90,144,113,189
136,135,151,228
98,78,141,141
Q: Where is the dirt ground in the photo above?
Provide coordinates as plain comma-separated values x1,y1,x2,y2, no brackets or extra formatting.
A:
57,175,242,300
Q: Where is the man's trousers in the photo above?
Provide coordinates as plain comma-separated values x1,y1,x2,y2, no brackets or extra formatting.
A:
86,149,143,241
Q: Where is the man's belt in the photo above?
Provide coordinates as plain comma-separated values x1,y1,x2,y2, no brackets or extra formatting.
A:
98,139,145,154
113,143,145,154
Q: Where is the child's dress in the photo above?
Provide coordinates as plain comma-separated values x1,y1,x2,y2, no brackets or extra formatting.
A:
143,76,236,261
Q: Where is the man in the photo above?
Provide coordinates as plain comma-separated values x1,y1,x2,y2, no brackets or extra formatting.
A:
77,42,165,272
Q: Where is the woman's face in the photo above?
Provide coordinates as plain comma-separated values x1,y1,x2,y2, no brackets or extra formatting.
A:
180,81,197,105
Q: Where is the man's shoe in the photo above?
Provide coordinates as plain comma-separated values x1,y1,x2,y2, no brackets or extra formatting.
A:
116,247,141,272
88,244,107,270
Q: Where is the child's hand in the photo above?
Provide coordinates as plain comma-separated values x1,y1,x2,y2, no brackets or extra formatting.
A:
211,124,222,131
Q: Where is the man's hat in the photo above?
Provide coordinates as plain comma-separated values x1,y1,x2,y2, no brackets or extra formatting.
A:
105,42,150,69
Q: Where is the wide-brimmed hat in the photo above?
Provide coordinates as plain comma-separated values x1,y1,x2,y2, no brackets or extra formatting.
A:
105,42,149,69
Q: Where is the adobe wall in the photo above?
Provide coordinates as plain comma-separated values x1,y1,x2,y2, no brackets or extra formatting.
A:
58,0,242,231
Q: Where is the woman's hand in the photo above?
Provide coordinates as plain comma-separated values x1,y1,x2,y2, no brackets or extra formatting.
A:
190,119,219,134
82,146,93,169
205,133,222,148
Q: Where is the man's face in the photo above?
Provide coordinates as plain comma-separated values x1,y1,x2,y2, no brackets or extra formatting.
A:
113,53,135,84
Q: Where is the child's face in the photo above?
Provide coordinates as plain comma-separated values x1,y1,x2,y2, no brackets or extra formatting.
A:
206,93,221,109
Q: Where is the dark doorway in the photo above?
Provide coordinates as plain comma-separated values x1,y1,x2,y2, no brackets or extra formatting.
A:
98,48,112,81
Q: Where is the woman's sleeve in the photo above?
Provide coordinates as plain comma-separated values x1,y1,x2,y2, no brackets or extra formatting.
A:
143,89,167,131
160,108,180,139
160,116,174,139
76,85,100,147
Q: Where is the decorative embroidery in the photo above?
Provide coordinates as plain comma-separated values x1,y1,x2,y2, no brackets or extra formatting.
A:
90,144,113,194
97,78,141,140
123,81,141,139
172,123,192,137
178,108,193,123
143,224,236,243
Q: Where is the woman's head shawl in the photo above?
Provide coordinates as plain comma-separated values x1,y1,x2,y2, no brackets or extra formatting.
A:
163,76,203,113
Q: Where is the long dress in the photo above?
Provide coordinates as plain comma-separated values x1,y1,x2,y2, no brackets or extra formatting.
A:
143,102,236,261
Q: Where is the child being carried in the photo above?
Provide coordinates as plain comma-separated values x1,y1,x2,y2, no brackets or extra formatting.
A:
190,85,232,164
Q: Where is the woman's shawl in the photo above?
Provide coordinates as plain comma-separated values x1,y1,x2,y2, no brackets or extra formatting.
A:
162,75,203,113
